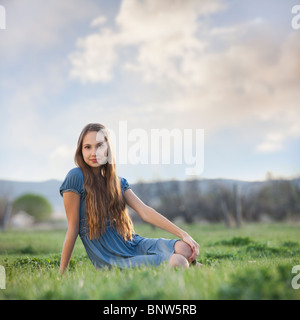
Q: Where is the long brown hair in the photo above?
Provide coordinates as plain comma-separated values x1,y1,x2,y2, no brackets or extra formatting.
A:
74,123,134,240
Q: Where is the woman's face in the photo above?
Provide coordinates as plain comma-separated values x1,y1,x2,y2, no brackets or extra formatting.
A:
82,131,108,168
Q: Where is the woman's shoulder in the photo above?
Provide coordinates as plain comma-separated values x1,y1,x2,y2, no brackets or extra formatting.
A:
67,167,84,178
118,176,128,184
59,167,84,196
63,167,84,182
118,176,131,194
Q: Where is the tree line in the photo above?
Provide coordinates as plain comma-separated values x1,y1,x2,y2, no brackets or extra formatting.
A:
1,177,299,230
131,178,300,227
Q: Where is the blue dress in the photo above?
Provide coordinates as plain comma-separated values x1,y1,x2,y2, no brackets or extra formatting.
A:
59,168,178,269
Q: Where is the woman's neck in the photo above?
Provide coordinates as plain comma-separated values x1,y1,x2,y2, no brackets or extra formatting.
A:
91,166,104,178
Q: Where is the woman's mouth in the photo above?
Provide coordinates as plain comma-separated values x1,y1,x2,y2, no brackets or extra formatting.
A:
90,159,98,163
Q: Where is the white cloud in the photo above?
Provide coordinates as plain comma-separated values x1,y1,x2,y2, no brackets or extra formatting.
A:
256,133,284,153
69,29,119,83
50,145,74,160
90,16,107,27
69,0,224,84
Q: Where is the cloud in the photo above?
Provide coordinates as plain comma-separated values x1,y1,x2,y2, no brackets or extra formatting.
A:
69,0,224,84
50,145,74,160
256,133,284,153
90,16,107,27
69,29,119,83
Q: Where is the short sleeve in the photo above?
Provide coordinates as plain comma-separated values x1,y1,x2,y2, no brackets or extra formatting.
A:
120,177,131,195
59,168,85,197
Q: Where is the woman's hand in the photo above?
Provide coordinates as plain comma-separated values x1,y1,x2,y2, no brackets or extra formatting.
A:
181,232,200,262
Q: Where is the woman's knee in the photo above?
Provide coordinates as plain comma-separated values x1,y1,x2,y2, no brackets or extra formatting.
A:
168,254,189,269
174,241,193,260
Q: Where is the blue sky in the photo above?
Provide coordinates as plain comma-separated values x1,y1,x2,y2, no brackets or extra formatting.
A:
0,0,299,183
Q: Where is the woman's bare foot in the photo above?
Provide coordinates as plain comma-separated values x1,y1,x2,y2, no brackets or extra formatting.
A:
190,260,203,267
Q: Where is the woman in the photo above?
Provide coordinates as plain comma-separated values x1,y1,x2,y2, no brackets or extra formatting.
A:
59,123,201,273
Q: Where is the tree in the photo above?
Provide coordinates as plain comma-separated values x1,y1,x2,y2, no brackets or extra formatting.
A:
155,180,184,222
255,180,300,221
12,193,52,222
0,197,11,231
182,179,201,223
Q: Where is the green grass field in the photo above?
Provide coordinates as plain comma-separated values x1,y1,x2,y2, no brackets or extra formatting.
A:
0,223,300,300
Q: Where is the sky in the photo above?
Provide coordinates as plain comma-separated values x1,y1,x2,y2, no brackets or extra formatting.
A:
0,0,299,183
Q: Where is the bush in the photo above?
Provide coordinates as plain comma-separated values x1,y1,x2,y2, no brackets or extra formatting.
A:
12,193,52,222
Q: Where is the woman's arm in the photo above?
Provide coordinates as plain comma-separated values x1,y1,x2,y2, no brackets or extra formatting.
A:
124,189,199,260
59,192,80,274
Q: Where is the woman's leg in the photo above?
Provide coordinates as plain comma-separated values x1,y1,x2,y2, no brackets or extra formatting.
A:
168,241,192,268
174,240,193,261
168,253,189,269
168,241,202,268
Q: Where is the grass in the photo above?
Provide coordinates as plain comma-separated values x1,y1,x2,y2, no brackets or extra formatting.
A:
0,223,300,300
